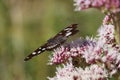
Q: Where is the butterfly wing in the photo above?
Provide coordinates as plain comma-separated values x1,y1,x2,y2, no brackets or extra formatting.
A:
24,24,79,61
24,44,47,61
55,24,79,37
46,24,79,50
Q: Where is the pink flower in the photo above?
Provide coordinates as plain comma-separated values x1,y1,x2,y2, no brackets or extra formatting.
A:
74,0,120,13
49,38,96,64
103,15,113,25
49,46,71,65
48,63,108,80
49,24,120,76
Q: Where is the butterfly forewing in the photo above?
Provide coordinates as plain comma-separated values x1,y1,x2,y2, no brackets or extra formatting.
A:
24,44,47,61
24,24,79,61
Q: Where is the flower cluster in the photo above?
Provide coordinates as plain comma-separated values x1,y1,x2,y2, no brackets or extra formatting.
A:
47,1,120,80
48,63,108,80
103,15,113,25
48,24,120,79
74,0,120,13
48,37,96,64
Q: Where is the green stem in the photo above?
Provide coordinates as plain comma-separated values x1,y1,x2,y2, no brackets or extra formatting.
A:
112,12,120,79
111,12,120,44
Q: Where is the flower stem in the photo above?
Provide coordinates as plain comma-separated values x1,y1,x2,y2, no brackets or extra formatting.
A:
112,12,120,44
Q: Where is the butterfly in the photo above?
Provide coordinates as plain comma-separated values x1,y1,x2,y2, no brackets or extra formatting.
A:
24,24,79,61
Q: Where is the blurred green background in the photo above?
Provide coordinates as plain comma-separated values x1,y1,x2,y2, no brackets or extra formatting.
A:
0,0,104,80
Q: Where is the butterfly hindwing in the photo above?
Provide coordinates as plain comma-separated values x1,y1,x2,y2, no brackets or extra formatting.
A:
24,24,79,61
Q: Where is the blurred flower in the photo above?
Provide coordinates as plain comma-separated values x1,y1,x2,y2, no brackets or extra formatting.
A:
48,63,108,80
103,15,113,25
74,0,120,13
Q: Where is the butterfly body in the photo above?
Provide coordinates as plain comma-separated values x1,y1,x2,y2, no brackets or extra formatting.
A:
46,35,67,50
24,24,79,61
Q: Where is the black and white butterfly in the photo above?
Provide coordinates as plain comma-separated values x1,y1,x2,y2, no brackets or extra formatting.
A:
24,24,79,61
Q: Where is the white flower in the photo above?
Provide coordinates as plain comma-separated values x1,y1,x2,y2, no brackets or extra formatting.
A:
48,24,120,78
48,63,108,80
